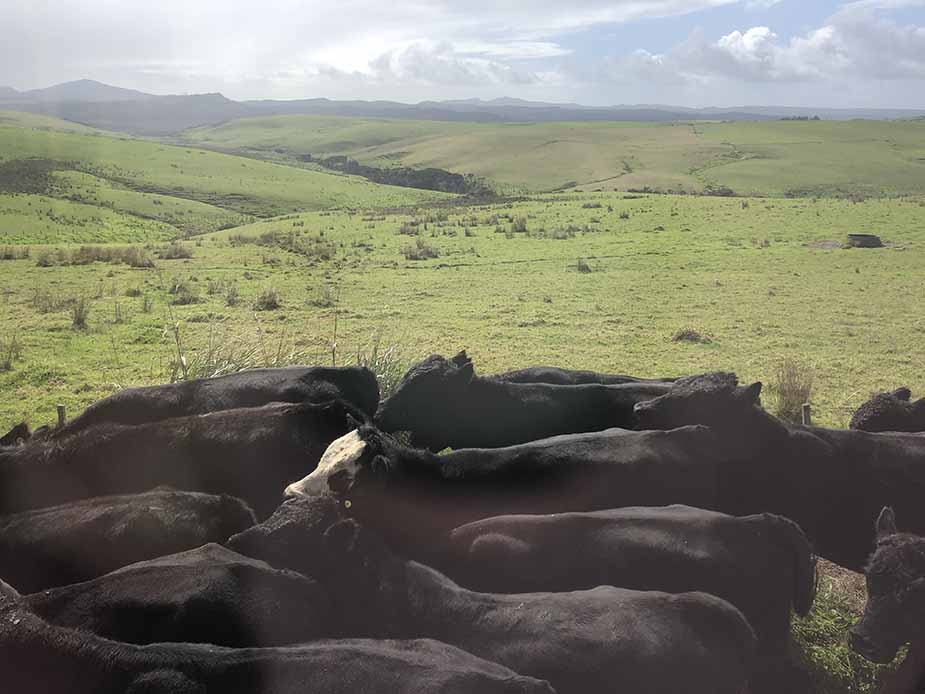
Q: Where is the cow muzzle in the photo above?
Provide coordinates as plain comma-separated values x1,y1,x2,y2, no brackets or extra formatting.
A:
849,627,899,664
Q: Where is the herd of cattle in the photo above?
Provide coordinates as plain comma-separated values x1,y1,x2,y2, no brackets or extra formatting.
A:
1,351,924,693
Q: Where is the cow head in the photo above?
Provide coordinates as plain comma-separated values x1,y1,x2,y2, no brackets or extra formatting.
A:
0,422,31,448
850,387,925,433
375,352,475,438
285,424,394,501
850,508,925,663
633,373,760,430
227,495,344,576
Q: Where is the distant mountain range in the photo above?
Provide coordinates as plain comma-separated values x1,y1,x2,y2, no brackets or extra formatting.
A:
2,80,924,136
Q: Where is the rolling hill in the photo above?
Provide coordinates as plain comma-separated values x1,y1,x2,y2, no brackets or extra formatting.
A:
183,115,925,197
0,111,449,243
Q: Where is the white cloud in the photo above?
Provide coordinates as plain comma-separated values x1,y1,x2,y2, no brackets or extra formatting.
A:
0,0,742,93
609,2,925,85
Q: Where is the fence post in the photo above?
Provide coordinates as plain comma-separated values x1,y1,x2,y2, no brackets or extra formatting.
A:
801,403,812,426
56,404,66,428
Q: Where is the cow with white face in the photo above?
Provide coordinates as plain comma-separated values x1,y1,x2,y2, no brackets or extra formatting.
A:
285,427,394,501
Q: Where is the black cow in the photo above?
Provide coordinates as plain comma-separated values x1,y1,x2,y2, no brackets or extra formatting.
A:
0,422,29,448
455,350,675,386
446,505,816,655
230,496,756,694
633,373,925,571
0,399,362,518
51,365,379,438
850,508,925,664
376,353,672,450
850,387,925,433
0,489,257,593
493,366,675,385
0,582,554,694
24,544,333,647
284,424,721,564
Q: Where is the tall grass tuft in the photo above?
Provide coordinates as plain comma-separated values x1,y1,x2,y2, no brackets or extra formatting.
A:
351,332,410,399
70,297,91,330
772,357,815,423
0,335,23,371
164,320,310,382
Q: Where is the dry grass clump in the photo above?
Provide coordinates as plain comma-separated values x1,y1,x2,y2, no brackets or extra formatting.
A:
253,287,282,311
70,296,91,330
772,357,815,423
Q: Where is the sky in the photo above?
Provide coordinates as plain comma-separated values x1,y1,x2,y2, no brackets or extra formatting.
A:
1,0,924,108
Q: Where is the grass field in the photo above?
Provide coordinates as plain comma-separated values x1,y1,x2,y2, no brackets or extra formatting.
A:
2,111,924,693
184,115,925,197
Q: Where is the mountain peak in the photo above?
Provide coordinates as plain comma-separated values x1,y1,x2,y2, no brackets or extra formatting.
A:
23,80,153,103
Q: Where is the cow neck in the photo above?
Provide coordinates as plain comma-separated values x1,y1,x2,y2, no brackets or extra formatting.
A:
359,550,478,642
0,440,82,513
711,405,790,458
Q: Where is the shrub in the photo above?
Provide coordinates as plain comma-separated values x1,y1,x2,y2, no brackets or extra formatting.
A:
160,242,193,260
582,202,603,209
401,239,440,261
31,290,66,314
672,328,711,344
0,247,29,260
254,288,282,311
124,287,143,298
576,258,593,273
141,294,153,313
169,279,202,305
511,216,528,233
772,358,815,423
619,211,631,220
70,297,91,330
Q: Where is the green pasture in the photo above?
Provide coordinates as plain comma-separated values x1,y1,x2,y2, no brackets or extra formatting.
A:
2,192,923,431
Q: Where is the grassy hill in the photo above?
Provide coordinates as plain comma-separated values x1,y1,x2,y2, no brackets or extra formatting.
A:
184,115,925,197
0,112,449,244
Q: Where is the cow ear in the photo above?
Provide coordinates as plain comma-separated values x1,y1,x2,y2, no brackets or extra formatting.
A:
455,361,475,384
877,507,898,539
743,382,762,404
892,388,912,401
451,350,470,367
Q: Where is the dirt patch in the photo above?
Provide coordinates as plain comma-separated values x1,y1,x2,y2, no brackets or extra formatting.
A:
804,240,844,250
818,559,868,617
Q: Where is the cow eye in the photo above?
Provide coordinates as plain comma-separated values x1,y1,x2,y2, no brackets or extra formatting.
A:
328,470,352,495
